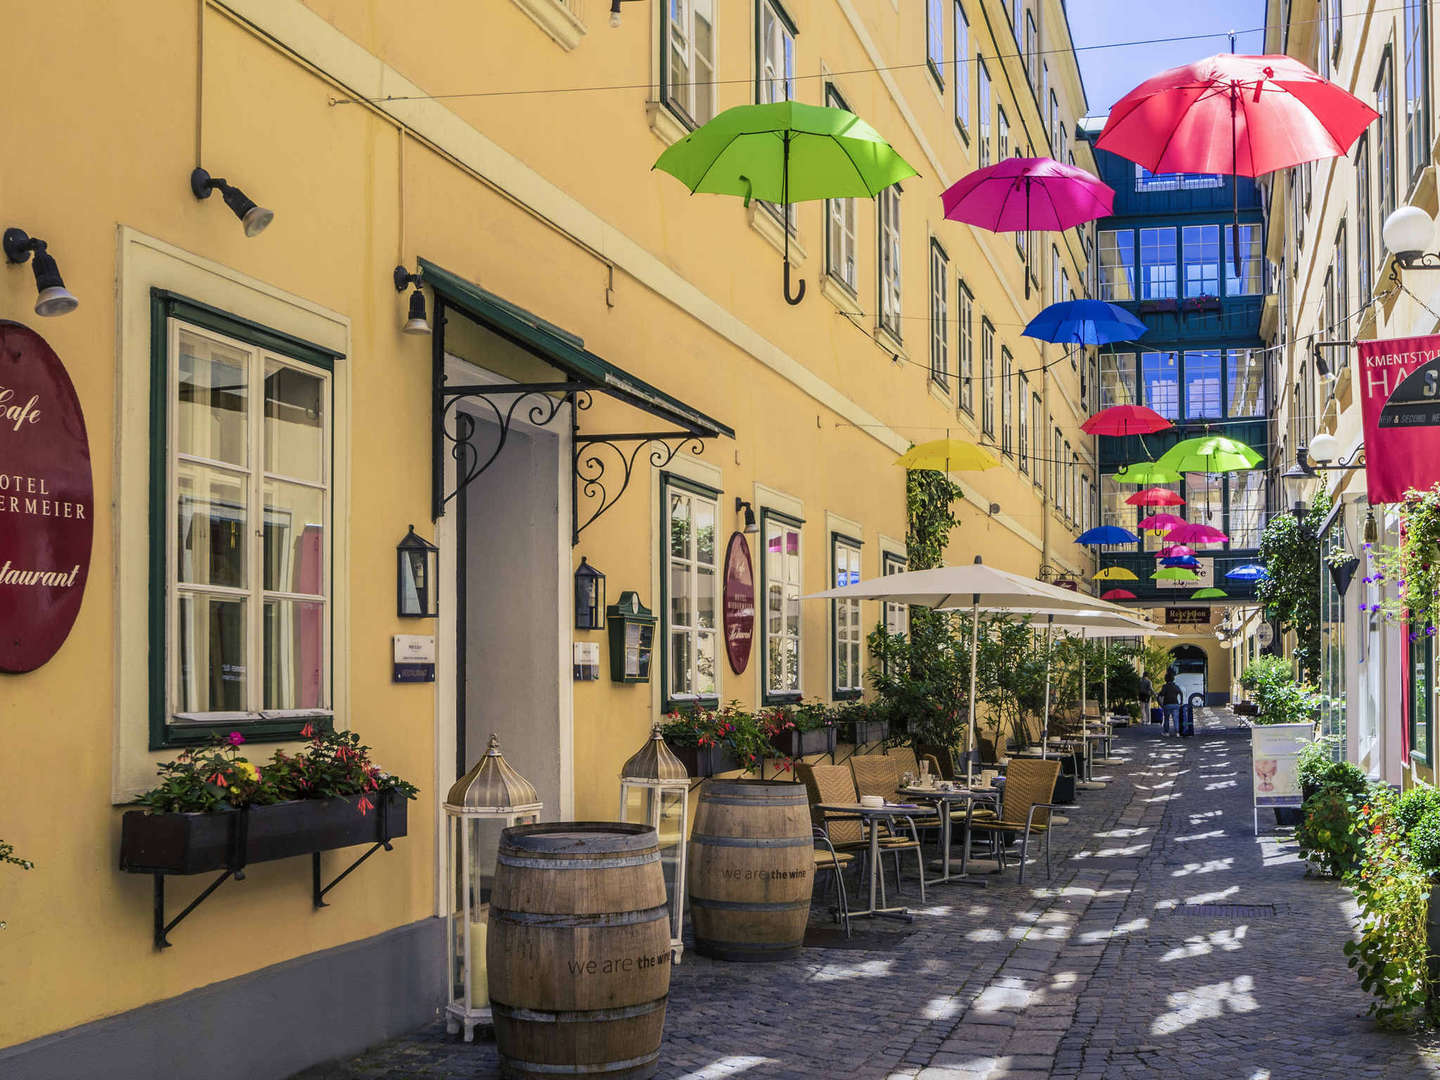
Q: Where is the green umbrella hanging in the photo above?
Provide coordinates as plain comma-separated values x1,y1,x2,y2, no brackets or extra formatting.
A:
1156,435,1263,475
1153,566,1200,580
654,101,918,304
1192,587,1228,599
1114,461,1180,485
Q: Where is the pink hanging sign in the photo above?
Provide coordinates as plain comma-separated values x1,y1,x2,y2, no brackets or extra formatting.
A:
723,532,754,675
0,322,93,673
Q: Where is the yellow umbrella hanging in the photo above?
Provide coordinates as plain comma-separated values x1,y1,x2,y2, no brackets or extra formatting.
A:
894,438,1000,472
1092,567,1139,581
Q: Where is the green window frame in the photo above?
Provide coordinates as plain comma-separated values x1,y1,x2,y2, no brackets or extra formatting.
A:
760,508,804,704
660,473,722,711
148,289,339,749
1411,628,1432,765
831,533,864,700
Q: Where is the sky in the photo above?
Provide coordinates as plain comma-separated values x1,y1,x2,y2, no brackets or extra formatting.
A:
1067,0,1268,117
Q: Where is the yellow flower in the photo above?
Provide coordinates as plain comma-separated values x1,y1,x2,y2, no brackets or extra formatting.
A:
235,760,258,782
229,786,240,795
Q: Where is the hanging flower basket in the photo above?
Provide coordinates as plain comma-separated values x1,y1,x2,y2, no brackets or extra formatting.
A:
665,740,741,778
768,725,837,759
1138,298,1179,315
1326,554,1360,597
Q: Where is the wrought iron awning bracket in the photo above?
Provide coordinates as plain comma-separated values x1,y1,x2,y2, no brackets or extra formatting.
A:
573,422,707,545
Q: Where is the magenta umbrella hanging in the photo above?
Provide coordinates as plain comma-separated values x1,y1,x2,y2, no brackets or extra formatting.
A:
942,157,1114,233
1165,522,1229,545
1138,512,1186,531
1157,544,1197,558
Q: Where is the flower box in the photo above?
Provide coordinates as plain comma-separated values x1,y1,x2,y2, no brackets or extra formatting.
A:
769,725,837,759
836,718,888,746
119,792,408,876
664,740,740,778
1139,298,1179,315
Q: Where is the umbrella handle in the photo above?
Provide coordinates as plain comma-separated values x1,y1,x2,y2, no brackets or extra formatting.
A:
784,257,806,305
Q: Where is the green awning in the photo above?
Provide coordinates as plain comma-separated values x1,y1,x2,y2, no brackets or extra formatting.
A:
418,258,733,439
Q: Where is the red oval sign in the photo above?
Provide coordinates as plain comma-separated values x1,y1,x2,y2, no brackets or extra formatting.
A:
0,322,93,673
723,532,754,675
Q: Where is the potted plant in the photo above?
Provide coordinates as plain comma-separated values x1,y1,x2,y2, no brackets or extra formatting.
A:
120,728,418,877
832,700,888,746
762,701,836,759
1326,544,1360,598
660,706,739,777
1369,484,1440,641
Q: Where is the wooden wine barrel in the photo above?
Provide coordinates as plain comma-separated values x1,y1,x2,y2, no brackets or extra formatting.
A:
488,822,671,1080
688,778,813,962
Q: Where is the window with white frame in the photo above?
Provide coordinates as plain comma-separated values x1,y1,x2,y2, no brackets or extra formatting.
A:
958,281,974,414
1227,471,1265,548
1100,351,1136,408
1375,46,1396,226
1356,134,1374,302
1031,393,1042,488
1100,474,1136,552
997,106,1009,164
1049,89,1059,149
977,58,992,168
1025,11,1038,88
954,1,970,135
1403,0,1430,184
1050,245,1062,305
762,511,803,701
757,0,795,104
1335,220,1350,337
882,550,908,639
878,185,903,338
981,317,996,436
1098,229,1135,301
825,84,858,294
832,534,863,697
1018,370,1030,474
664,477,720,704
927,0,944,88
162,313,333,741
1000,346,1014,456
1051,425,1061,507
663,0,716,127
930,239,949,392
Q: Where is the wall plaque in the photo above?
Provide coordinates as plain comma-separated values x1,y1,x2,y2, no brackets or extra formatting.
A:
723,532,755,674
1165,606,1212,626
393,634,436,683
0,322,92,673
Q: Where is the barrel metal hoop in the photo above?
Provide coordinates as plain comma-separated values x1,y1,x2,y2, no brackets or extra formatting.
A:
690,833,811,848
490,903,670,928
492,997,667,1024
496,851,660,870
689,896,811,911
494,1050,663,1075
698,795,806,807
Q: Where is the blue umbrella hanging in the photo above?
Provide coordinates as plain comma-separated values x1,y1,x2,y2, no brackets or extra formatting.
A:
1225,564,1269,581
1161,556,1201,568
1022,298,1148,346
1075,525,1140,546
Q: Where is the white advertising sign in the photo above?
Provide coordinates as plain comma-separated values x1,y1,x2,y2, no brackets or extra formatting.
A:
1156,556,1215,588
1251,722,1312,834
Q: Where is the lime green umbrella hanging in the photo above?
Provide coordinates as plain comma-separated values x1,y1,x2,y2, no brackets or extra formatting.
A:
654,101,918,304
1114,461,1180,485
1153,566,1200,580
1192,587,1228,599
1156,435,1263,475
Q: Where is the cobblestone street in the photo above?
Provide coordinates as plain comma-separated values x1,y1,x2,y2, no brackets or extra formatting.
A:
297,714,1440,1080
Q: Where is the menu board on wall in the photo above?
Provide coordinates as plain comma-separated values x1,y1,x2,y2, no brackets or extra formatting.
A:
0,322,93,673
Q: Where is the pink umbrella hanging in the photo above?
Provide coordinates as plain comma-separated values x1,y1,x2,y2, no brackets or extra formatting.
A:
1165,522,1229,545
1157,544,1197,558
1138,512,1187,531
942,157,1114,233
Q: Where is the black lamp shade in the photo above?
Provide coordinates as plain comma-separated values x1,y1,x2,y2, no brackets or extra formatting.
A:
397,525,440,617
575,556,606,630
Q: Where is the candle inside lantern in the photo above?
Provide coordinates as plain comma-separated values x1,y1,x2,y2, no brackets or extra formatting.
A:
469,911,489,1008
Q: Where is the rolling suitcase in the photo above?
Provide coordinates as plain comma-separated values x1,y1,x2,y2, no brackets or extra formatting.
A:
1150,706,1163,725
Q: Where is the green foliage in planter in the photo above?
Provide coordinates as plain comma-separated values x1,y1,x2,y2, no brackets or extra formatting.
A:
1346,793,1433,1027
1311,761,1370,799
1239,655,1320,726
1295,735,1343,791
867,613,971,748
1407,813,1440,877
661,701,771,772
1296,784,1369,878
1369,483,1440,639
976,613,1051,752
1394,786,1440,837
1256,490,1331,681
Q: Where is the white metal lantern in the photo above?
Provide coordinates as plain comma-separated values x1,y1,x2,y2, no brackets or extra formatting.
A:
619,724,691,962
445,734,542,1041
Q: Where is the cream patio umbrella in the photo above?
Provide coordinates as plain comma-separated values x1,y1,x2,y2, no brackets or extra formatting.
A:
804,557,1144,784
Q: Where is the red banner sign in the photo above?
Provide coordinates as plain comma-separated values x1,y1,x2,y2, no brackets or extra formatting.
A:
723,532,754,674
0,322,93,672
1358,334,1440,504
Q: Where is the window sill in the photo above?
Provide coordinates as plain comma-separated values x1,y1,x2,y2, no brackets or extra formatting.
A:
763,691,804,707
820,272,860,315
874,324,906,360
747,201,807,262
508,0,588,50
663,695,720,715
832,689,862,703
646,100,691,148
928,378,952,407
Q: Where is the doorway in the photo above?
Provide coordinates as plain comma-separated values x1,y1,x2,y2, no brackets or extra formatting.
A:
1169,644,1209,708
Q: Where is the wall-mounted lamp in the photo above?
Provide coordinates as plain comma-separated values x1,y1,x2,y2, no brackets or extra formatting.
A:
393,266,431,336
190,167,274,237
734,497,759,534
1363,507,1379,544
1383,205,1440,278
574,556,606,630
1294,437,1365,475
2,229,78,316
397,525,440,618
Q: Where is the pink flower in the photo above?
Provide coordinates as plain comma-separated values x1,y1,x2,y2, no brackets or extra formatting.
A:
227,732,245,746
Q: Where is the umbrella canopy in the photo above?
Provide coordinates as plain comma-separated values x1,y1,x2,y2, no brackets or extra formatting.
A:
1126,487,1185,507
1156,434,1263,475
1095,54,1379,177
1114,462,1180,485
654,101,917,304
1138,512,1187,531
1007,609,1165,634
1082,404,1172,437
1225,564,1270,581
1192,588,1229,599
802,562,1135,616
1157,544,1196,558
1023,300,1147,347
941,156,1113,233
1076,525,1140,546
1092,566,1138,581
1154,566,1200,580
1165,522,1229,544
1100,588,1138,600
1161,556,1201,568
894,438,1000,472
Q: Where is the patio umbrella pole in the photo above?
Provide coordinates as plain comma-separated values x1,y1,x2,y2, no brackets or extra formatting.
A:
1041,615,1054,759
967,594,980,789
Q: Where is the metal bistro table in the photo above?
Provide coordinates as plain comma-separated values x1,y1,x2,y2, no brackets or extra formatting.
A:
814,802,937,921
898,785,1000,887
1078,730,1109,788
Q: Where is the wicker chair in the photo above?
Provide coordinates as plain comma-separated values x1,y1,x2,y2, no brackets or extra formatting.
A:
812,826,853,937
797,761,925,904
969,757,1062,884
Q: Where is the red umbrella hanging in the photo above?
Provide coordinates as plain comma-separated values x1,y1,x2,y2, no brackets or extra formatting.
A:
1138,512,1187,531
1081,405,1172,437
1100,589,1138,601
1125,487,1185,507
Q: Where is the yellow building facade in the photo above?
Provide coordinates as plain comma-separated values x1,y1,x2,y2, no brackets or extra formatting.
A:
0,2,1099,1075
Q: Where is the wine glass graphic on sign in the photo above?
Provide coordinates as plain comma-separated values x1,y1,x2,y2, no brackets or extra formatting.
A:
1255,759,1277,793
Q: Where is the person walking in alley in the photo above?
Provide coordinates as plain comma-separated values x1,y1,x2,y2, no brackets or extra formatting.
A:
1159,672,1184,735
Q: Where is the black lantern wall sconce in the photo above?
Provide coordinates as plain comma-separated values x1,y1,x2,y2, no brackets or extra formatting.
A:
3,228,78,316
397,525,440,618
190,167,274,237
393,265,431,336
574,557,606,630
735,497,759,534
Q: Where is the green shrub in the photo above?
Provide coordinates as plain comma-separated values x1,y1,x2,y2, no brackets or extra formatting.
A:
1240,655,1321,726
1314,761,1369,799
1296,784,1368,878
1394,786,1440,835
1407,812,1440,877
1295,735,1342,790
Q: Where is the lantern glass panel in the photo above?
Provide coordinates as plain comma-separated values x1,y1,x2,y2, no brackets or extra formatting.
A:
623,784,656,827
400,548,428,614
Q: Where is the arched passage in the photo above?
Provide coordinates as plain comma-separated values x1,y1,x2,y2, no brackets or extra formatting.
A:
1169,644,1209,707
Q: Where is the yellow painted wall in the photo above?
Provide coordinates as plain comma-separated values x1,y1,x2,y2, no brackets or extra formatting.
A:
0,0,1100,1049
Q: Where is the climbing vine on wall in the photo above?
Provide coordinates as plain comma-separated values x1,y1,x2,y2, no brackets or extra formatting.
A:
905,469,965,571
1256,490,1331,682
